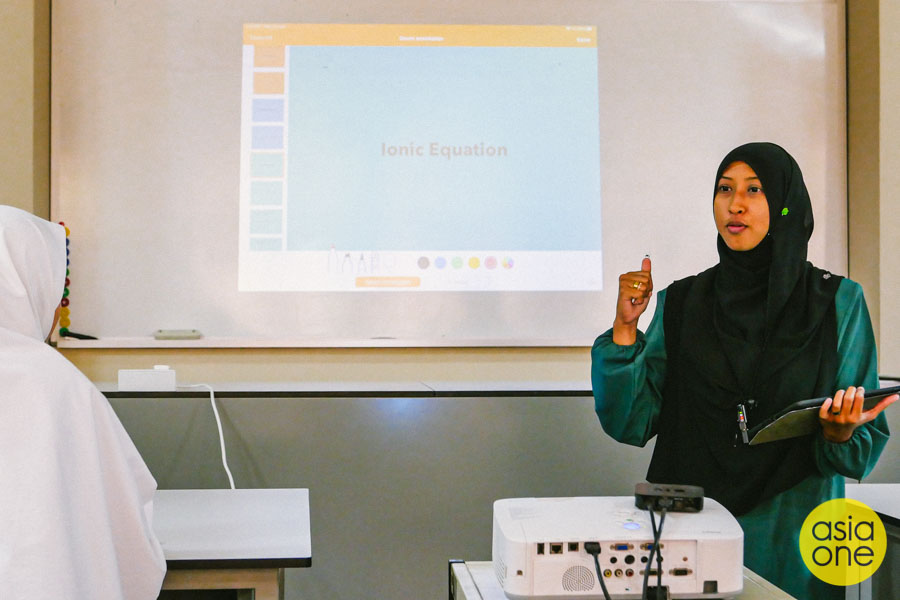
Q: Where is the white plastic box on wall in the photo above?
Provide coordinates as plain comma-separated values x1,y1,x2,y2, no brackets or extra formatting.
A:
117,365,177,391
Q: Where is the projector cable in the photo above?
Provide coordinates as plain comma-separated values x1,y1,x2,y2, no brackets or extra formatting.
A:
178,383,236,489
584,542,612,600
649,507,666,600
641,498,670,600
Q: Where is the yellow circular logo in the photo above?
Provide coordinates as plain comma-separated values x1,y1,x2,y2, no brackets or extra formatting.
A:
799,498,886,586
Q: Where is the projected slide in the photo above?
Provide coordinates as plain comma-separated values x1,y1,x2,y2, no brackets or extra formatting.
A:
239,24,601,291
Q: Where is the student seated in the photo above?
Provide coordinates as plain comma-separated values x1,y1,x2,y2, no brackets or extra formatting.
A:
0,205,165,598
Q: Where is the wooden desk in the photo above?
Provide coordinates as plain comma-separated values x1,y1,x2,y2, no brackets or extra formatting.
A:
449,561,796,600
153,489,311,600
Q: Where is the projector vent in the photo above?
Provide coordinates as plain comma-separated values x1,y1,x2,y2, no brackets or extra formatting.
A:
562,565,595,592
495,556,507,585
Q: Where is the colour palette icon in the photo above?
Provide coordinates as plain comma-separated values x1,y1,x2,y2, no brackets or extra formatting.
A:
411,254,515,273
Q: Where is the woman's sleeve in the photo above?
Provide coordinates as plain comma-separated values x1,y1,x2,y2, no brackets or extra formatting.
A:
590,290,668,447
813,279,891,479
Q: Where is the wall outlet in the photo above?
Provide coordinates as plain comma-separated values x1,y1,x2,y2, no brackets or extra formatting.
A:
118,365,177,391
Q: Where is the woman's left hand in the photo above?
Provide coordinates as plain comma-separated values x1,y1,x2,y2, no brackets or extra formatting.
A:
818,386,898,443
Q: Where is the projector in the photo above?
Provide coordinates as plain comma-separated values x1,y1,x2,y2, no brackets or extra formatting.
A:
492,497,743,599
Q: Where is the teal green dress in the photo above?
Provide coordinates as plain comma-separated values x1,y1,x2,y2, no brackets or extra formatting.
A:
591,278,890,599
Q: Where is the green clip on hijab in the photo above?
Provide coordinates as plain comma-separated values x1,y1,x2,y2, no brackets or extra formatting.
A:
712,142,839,395
716,142,816,331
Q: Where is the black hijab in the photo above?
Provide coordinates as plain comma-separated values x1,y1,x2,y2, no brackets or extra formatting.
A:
712,142,838,394
647,142,843,515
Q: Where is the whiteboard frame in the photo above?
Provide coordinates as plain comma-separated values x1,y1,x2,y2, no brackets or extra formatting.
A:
50,0,847,348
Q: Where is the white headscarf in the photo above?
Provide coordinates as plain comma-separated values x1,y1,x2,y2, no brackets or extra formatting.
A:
0,206,166,598
0,205,67,340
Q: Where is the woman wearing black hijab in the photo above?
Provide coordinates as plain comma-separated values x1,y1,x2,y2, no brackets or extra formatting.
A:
592,143,895,599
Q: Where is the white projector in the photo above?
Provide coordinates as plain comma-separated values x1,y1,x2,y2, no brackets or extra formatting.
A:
492,497,743,599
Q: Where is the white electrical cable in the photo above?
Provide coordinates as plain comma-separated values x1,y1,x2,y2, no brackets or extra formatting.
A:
178,384,236,489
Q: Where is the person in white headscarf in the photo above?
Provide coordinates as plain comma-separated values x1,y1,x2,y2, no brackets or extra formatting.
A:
0,205,165,598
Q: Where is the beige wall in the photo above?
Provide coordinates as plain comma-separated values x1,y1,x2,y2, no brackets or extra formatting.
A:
847,0,900,375
877,0,900,374
847,0,880,345
4,1,899,381
0,1,49,216
60,345,589,384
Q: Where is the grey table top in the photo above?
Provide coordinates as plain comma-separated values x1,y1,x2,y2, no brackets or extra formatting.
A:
845,483,900,525
153,488,311,569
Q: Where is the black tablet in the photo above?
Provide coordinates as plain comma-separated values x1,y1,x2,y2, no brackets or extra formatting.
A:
746,385,900,445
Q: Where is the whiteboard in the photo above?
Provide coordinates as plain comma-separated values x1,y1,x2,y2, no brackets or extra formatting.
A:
50,0,846,347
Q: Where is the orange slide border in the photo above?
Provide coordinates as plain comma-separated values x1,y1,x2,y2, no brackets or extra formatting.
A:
244,23,596,48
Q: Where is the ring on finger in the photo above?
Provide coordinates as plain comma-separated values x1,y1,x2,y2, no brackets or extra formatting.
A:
831,405,841,415
632,281,641,289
